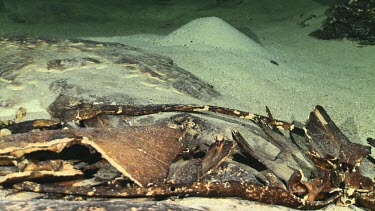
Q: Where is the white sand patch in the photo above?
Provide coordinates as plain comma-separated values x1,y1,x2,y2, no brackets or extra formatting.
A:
0,99,50,121
159,17,266,53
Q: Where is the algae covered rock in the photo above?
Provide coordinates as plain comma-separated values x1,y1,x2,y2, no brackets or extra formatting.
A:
310,0,375,45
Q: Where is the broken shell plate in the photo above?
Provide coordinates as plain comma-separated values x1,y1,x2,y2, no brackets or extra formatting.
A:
0,126,183,187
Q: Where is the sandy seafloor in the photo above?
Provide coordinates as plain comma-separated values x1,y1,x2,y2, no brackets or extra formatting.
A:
0,0,374,210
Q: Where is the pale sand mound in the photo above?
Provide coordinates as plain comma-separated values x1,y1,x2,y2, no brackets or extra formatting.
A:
160,17,265,53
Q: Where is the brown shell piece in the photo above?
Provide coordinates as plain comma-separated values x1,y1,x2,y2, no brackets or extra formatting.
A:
0,161,82,184
167,138,235,184
305,105,371,166
201,138,235,175
77,126,183,187
0,126,183,187
15,107,27,123
0,129,77,157
287,170,307,197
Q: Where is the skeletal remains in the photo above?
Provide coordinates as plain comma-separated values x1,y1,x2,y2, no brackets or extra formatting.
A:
0,103,374,210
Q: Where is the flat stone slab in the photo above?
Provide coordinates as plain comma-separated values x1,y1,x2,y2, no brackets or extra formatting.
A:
0,35,219,119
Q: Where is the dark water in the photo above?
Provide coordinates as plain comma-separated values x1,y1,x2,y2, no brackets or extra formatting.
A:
2,0,373,45
0,0,245,37
0,0,329,37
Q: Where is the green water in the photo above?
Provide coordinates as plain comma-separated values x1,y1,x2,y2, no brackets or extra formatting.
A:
0,0,331,37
